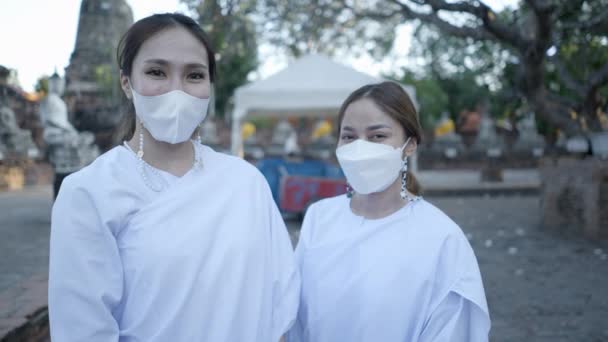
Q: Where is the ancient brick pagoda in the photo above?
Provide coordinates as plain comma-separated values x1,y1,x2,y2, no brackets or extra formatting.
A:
64,0,133,149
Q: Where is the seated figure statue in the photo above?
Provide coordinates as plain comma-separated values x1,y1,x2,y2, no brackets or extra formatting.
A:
0,105,39,159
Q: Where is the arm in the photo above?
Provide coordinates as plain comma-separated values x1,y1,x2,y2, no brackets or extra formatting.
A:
283,202,316,342
48,177,123,341
418,291,490,342
419,233,491,342
265,182,301,342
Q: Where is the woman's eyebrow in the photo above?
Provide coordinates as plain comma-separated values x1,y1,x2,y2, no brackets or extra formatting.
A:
366,124,391,131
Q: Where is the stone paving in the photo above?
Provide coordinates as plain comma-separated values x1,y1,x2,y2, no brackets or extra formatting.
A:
0,186,51,338
2,184,608,341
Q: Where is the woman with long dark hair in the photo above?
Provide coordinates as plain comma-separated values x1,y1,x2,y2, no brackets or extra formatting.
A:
48,13,298,341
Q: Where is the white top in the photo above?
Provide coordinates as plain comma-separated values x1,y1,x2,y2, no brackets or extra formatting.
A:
288,195,490,342
48,142,300,342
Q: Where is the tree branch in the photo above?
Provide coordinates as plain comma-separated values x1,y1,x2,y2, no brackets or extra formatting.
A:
524,0,555,13
546,92,577,110
387,0,526,49
588,62,608,90
532,89,582,136
549,55,586,98
425,0,483,13
386,0,495,40
562,7,608,33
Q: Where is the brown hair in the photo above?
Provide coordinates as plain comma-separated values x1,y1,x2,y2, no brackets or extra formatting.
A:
114,13,217,143
337,81,423,195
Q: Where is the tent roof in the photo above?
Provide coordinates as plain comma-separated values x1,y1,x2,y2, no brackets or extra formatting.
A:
233,54,417,118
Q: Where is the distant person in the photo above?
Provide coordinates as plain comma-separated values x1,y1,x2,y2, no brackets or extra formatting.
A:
48,13,298,342
288,82,490,341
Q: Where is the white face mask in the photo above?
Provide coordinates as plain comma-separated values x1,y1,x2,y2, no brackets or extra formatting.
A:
130,84,209,144
336,137,411,195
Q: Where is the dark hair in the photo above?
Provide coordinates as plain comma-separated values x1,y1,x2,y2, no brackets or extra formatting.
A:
338,81,423,195
114,13,217,143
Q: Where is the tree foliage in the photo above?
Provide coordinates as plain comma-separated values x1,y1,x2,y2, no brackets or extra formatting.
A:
259,0,608,135
182,0,259,118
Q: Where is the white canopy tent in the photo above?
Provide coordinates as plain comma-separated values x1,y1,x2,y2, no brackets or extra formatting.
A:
230,54,418,156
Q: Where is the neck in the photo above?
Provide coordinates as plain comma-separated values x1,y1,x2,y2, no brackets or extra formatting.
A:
127,126,195,177
350,178,411,219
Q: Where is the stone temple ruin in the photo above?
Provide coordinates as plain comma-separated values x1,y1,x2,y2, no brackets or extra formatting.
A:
0,66,40,159
0,0,133,189
64,0,133,150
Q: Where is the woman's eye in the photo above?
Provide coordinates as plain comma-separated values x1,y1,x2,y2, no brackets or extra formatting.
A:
188,72,206,80
370,134,387,140
340,135,355,141
145,69,165,77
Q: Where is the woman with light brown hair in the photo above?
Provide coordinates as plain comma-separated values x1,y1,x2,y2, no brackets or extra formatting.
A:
288,81,490,341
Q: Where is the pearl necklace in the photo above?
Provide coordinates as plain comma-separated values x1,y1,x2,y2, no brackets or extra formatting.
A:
123,137,203,192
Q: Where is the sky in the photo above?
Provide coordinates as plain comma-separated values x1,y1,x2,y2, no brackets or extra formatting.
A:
0,0,517,92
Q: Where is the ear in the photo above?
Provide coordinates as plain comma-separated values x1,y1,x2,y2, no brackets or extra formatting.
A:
403,138,418,158
119,70,132,100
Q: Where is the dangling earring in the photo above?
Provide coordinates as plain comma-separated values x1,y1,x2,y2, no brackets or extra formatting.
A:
137,120,145,159
400,157,410,201
346,183,354,198
197,124,202,145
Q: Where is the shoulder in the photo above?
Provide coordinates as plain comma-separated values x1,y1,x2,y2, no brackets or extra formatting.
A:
200,145,271,194
202,145,263,178
411,200,479,272
307,194,349,216
411,199,467,242
56,147,123,201
299,194,349,246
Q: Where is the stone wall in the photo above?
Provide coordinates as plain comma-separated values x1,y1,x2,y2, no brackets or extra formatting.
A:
540,157,608,239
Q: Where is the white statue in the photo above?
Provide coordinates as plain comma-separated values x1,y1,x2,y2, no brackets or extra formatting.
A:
515,112,545,157
284,131,301,156
39,72,99,198
272,119,295,145
0,106,39,160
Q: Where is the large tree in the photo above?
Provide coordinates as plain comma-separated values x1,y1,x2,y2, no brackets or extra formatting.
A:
260,0,608,136
400,23,513,123
182,0,259,118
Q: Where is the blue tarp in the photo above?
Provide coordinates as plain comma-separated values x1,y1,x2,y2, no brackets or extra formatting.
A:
256,157,344,205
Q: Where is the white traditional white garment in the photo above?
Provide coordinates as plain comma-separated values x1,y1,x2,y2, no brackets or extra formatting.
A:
288,195,490,342
48,141,300,342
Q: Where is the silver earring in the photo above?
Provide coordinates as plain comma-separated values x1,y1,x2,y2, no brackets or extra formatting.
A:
400,158,409,201
137,121,144,159
197,124,202,145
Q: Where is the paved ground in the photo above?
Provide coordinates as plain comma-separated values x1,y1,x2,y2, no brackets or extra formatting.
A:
0,186,51,338
427,195,608,342
2,184,608,341
417,168,540,194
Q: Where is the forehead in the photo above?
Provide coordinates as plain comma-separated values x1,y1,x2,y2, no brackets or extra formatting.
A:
341,98,400,130
134,26,209,66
